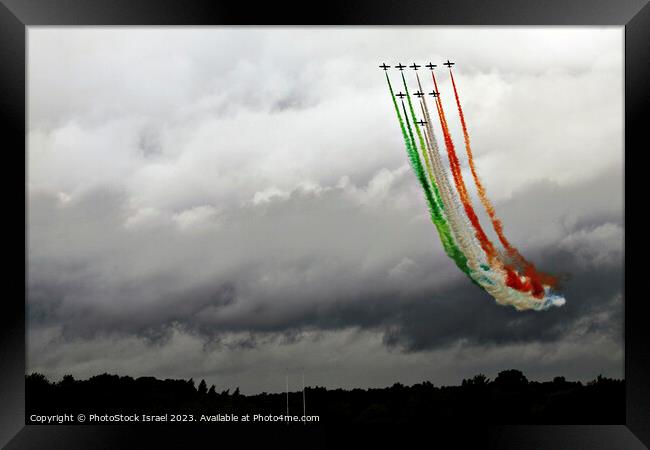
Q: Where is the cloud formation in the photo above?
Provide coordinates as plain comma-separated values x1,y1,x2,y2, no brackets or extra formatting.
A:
27,27,623,392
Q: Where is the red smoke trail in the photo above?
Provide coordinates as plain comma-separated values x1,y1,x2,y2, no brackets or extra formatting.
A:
433,71,544,298
430,71,497,264
448,69,556,295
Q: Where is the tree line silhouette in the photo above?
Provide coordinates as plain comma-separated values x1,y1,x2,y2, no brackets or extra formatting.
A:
26,369,623,423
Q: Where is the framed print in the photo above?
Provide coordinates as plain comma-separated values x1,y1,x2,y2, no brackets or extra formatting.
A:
1,0,648,448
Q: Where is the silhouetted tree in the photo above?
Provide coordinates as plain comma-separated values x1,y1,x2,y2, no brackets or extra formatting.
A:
494,369,528,388
60,374,75,387
26,373,50,388
198,379,207,396
474,374,489,385
462,373,490,387
588,374,617,386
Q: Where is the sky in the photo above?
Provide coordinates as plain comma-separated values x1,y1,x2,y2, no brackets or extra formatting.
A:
27,27,624,394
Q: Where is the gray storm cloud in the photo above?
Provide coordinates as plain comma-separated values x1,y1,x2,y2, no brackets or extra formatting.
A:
27,27,623,392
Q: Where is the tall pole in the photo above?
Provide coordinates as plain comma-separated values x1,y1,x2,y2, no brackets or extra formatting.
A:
286,371,289,423
302,369,306,424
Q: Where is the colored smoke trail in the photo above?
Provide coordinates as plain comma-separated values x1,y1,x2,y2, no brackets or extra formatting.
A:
431,72,547,302
385,73,470,276
448,69,557,294
382,65,565,311
401,72,438,197
424,73,544,303
415,74,488,284
430,71,499,265
402,72,477,278
433,70,551,298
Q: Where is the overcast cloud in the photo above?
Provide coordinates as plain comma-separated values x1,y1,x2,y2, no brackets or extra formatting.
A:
27,27,623,393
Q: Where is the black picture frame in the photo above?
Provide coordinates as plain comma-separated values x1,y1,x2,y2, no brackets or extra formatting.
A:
2,0,648,447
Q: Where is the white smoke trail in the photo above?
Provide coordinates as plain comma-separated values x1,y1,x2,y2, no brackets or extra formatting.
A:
416,75,487,281
415,74,565,310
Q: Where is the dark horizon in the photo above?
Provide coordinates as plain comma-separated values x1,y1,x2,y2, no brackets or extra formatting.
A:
26,369,624,424
26,368,624,396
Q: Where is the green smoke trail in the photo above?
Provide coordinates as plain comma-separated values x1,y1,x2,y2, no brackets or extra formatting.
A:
398,74,470,275
400,99,451,249
385,73,470,276
400,73,441,212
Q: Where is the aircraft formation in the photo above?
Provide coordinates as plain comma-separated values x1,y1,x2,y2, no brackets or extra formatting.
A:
380,60,455,72
380,61,565,311
380,61,452,128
